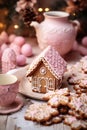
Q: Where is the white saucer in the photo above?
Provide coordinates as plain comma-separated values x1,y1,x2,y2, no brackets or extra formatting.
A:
0,97,24,114
19,77,45,100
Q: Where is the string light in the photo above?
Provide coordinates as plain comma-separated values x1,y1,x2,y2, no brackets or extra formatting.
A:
4,10,8,15
73,13,76,16
45,8,50,12
38,8,43,12
38,7,50,13
14,24,19,29
0,22,5,28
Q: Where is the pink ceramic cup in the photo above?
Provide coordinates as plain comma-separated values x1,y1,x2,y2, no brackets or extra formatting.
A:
0,74,19,107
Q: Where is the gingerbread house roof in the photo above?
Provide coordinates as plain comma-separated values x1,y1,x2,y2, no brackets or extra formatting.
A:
26,46,67,79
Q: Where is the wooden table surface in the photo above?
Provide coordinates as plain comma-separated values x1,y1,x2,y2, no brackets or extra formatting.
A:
0,38,82,130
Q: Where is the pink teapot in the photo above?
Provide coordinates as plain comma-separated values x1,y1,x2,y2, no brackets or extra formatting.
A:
30,11,80,55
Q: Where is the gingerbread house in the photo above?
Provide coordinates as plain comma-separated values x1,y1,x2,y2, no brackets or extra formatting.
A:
26,46,67,93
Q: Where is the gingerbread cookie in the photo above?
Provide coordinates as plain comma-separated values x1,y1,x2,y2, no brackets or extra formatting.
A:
69,93,87,118
41,116,63,126
73,85,82,94
80,56,87,73
80,93,87,103
42,91,56,101
24,103,59,122
67,62,81,73
71,120,87,130
64,115,77,125
73,85,87,95
81,62,87,73
68,109,82,119
64,115,87,130
67,73,83,85
43,88,70,101
79,78,87,89
48,94,69,108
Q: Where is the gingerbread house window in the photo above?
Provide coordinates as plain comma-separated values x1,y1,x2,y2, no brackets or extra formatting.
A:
48,78,55,91
32,76,40,92
40,66,46,75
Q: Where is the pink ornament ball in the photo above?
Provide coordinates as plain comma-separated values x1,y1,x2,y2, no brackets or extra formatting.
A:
0,31,9,43
14,36,25,47
21,43,33,57
9,34,16,43
82,36,87,47
16,54,27,66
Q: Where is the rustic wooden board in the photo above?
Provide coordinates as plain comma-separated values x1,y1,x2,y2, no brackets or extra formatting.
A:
0,115,7,130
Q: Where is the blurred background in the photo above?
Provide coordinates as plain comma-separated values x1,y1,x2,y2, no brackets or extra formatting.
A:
0,0,87,41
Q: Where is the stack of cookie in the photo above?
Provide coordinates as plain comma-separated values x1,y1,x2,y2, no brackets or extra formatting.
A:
24,88,87,130
66,56,87,94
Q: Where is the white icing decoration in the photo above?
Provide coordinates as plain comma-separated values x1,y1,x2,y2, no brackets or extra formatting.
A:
40,66,46,75
32,76,56,93
48,78,55,91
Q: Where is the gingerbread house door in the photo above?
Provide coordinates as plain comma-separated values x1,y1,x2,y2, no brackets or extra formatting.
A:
38,77,47,93
38,77,55,93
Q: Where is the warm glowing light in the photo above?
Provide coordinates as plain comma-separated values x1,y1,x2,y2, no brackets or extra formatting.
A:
4,10,8,15
45,8,50,12
73,13,76,16
14,24,19,29
0,23,4,28
38,8,43,12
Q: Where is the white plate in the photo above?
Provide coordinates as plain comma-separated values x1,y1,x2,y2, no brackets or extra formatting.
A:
19,76,45,100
